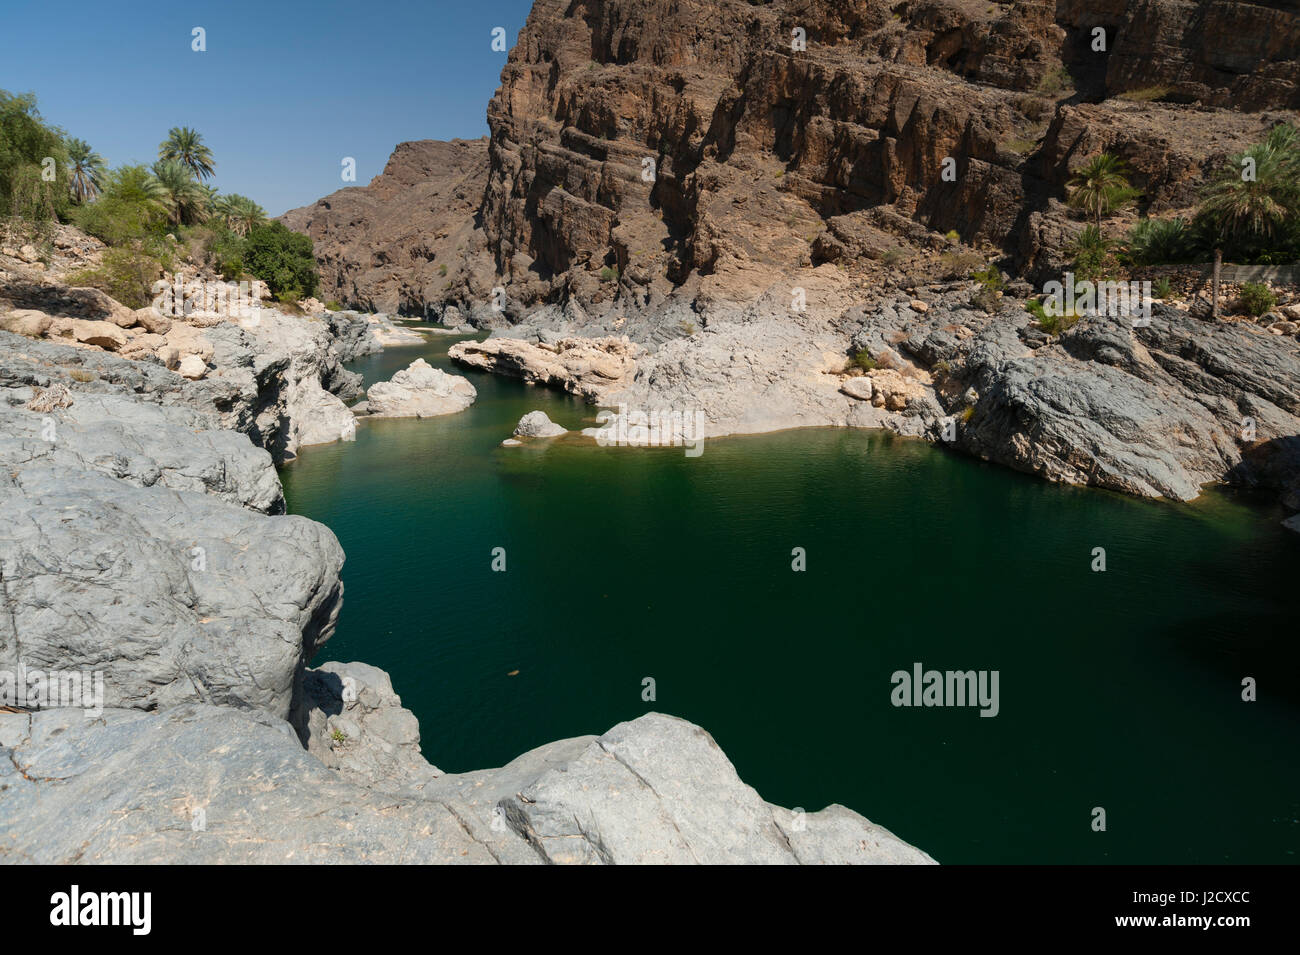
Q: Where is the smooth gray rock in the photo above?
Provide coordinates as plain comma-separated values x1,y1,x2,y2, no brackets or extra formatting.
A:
0,705,493,864
0,705,934,865
325,311,382,362
957,308,1300,501
0,466,343,717
0,390,283,513
293,661,440,793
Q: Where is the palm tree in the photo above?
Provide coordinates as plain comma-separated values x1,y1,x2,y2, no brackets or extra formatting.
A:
158,126,215,181
152,159,209,226
1068,153,1137,228
64,138,106,203
214,193,267,236
1199,143,1297,254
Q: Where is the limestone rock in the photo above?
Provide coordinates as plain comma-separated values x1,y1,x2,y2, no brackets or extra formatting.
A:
449,336,640,401
840,377,875,402
0,466,341,716
0,391,283,512
514,410,566,437
61,318,128,350
0,705,934,864
134,306,172,334
294,383,357,446
365,358,476,418
294,661,439,794
0,308,52,338
178,353,207,379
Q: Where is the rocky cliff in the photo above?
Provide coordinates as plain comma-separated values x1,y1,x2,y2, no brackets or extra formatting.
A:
284,0,1298,322
280,139,496,318
481,0,1298,307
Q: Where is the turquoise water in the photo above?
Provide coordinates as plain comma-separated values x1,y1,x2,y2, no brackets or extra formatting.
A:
280,330,1300,864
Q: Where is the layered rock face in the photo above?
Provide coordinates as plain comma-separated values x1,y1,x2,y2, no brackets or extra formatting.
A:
279,139,496,318
1057,0,1300,110
481,0,1297,304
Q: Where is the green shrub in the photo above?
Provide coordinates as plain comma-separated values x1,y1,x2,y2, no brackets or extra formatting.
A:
939,250,985,278
69,247,167,309
848,349,876,372
1125,218,1192,266
1027,298,1080,336
438,263,448,276
1037,65,1073,96
1068,225,1111,282
1117,85,1173,103
242,221,319,298
599,266,619,282
971,264,1004,290
1238,282,1276,316
1152,277,1173,299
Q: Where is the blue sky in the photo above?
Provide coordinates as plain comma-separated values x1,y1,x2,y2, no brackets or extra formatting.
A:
0,0,534,215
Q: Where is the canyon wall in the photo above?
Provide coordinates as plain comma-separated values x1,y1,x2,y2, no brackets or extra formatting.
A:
285,2,1299,315
479,0,1298,306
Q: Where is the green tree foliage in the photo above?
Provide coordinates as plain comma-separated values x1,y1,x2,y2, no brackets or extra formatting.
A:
0,90,71,221
73,165,169,245
64,138,107,204
151,159,209,226
1194,123,1300,263
241,220,319,298
1067,153,1138,228
212,193,266,236
159,126,215,181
